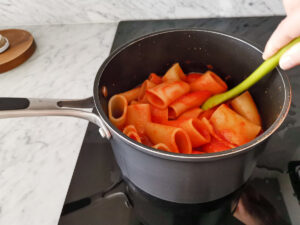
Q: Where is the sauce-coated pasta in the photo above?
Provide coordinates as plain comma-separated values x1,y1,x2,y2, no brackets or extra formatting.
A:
108,63,262,154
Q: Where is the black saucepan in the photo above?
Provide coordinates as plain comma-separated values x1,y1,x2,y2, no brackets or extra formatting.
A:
0,29,291,203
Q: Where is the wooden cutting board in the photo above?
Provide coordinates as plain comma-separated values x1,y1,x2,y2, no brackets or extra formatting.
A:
0,29,36,73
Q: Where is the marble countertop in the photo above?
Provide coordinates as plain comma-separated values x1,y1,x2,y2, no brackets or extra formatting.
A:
0,0,289,223
0,23,117,225
0,1,287,223
0,0,284,26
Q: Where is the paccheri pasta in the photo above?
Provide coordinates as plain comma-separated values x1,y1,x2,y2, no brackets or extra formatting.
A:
108,63,262,154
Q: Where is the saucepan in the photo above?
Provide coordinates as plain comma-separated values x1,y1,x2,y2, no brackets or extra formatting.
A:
0,29,291,204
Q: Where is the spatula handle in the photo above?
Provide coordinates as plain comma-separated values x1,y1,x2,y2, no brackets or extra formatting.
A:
202,37,300,110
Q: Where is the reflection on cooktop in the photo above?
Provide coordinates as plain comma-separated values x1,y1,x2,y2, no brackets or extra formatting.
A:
59,174,291,225
59,17,300,225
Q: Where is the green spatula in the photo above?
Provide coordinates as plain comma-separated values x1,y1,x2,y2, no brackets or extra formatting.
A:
201,37,300,110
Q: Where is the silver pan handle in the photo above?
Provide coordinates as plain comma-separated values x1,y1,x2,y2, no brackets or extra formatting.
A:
0,97,111,139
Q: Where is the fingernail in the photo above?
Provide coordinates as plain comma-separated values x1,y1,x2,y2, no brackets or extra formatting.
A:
279,55,294,70
262,42,272,60
262,50,273,60
262,52,268,60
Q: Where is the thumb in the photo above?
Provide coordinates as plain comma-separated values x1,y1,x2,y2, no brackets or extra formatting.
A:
279,42,300,70
263,12,300,60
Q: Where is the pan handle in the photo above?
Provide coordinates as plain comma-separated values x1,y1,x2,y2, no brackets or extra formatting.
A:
0,97,111,139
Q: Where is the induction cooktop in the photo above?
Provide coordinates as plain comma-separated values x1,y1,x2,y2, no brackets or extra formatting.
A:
58,17,300,225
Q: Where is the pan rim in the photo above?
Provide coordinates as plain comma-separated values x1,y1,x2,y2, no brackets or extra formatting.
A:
93,28,291,162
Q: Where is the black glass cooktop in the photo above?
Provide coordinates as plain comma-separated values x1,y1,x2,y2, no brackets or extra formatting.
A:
58,17,300,225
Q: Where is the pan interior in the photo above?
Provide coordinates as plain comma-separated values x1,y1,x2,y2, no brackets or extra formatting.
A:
97,30,288,153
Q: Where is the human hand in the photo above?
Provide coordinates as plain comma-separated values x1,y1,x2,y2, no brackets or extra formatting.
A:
263,0,300,70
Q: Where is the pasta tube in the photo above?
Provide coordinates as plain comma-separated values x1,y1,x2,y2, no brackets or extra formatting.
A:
150,105,168,123
186,73,202,83
162,63,186,81
108,95,128,129
152,143,171,152
145,122,192,154
190,70,227,94
138,80,156,102
178,107,203,120
119,86,141,102
146,81,190,109
126,103,151,134
209,104,261,146
148,73,163,84
168,91,211,119
230,91,262,126
164,118,211,147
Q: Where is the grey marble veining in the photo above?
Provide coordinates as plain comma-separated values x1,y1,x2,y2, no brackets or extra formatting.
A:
0,23,117,225
0,0,285,26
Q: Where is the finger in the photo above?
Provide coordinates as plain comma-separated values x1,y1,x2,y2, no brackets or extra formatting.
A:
263,12,300,59
279,42,300,70
283,0,300,15
263,19,291,59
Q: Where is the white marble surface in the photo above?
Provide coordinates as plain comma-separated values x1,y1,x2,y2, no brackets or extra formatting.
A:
0,1,288,224
0,23,117,225
0,0,285,26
